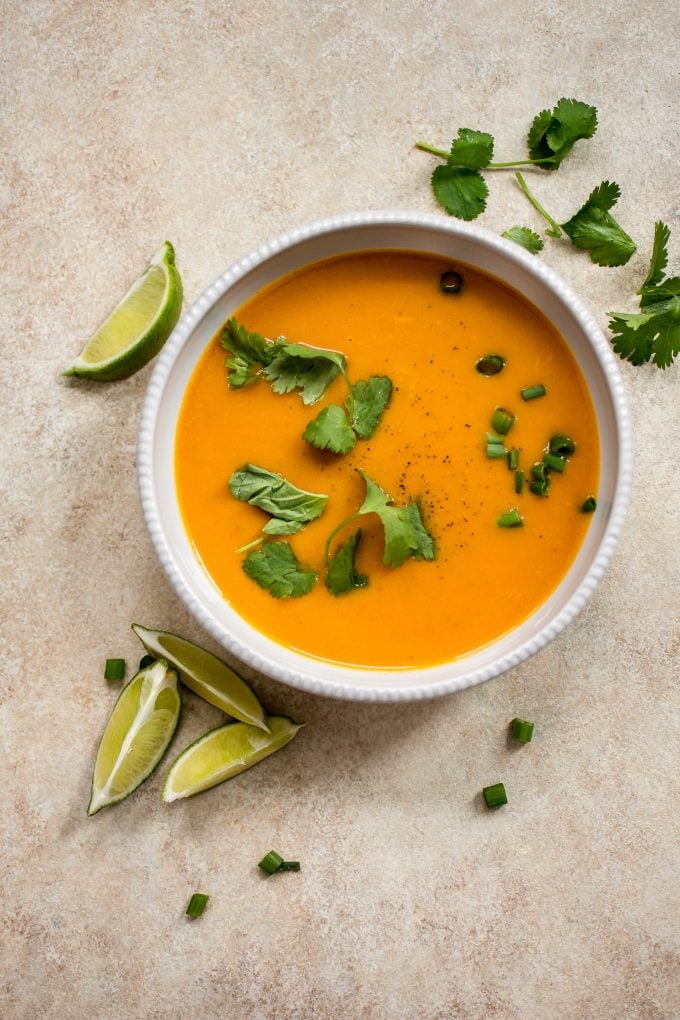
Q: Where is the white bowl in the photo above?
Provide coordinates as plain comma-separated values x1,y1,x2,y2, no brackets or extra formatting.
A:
137,211,633,702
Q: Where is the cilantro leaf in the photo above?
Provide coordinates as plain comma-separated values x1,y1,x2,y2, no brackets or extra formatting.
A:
561,181,636,267
431,164,489,221
303,404,357,454
449,128,494,170
262,519,304,536
229,464,328,525
501,226,544,255
527,98,597,170
242,542,317,598
325,529,368,596
348,376,392,439
638,221,671,295
220,318,274,388
263,341,346,405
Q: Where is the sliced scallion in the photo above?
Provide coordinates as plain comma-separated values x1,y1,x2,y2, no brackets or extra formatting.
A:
487,443,506,459
486,432,505,445
186,893,209,919
514,470,524,494
497,507,523,528
104,658,125,681
549,434,576,457
507,448,519,471
511,718,534,743
476,354,505,376
543,452,565,473
483,783,508,809
581,496,597,513
531,462,549,482
278,861,301,871
258,851,284,875
439,270,464,294
529,480,548,497
491,407,516,436
520,384,547,401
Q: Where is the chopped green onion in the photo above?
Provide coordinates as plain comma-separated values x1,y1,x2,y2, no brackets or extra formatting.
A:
497,507,523,528
186,893,209,919
581,496,597,513
491,407,516,436
104,658,125,681
483,783,508,809
258,851,285,875
476,354,505,376
507,448,519,470
531,462,549,482
511,718,534,743
549,434,576,457
529,479,549,497
278,861,301,871
439,270,464,294
514,470,524,494
486,443,506,459
486,432,504,445
520,384,547,401
543,453,565,473
139,655,155,670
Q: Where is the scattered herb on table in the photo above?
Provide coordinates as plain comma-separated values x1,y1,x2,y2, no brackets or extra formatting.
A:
186,893,209,919
103,658,125,680
258,851,301,876
511,718,535,743
502,226,544,255
483,782,508,809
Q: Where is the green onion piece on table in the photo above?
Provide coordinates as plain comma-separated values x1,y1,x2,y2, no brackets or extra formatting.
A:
104,658,125,681
497,507,524,528
439,270,464,294
543,452,566,473
581,496,597,513
258,851,285,875
476,354,505,376
491,407,515,435
483,783,508,809
520,384,547,401
511,717,535,743
278,861,301,871
186,893,209,919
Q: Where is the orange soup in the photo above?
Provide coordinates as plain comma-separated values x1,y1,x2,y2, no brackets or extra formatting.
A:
175,252,599,669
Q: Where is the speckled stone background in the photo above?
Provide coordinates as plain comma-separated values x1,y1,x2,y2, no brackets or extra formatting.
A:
2,2,679,1018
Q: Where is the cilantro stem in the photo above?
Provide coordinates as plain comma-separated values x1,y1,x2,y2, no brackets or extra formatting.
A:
415,141,559,169
236,536,265,555
515,172,562,238
324,511,362,566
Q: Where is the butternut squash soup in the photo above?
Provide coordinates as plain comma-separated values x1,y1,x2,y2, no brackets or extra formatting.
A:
175,251,599,669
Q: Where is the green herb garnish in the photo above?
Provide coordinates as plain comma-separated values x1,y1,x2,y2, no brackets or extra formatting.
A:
502,226,544,255
348,376,393,438
511,718,534,743
303,404,357,454
526,98,598,171
229,464,328,540
497,507,523,528
491,407,515,436
243,542,317,599
258,851,300,876
220,318,274,388
262,341,348,405
581,496,597,513
325,471,435,570
483,782,508,809
476,354,505,376
520,384,546,401
104,658,125,681
609,221,680,368
325,529,368,596
186,893,209,919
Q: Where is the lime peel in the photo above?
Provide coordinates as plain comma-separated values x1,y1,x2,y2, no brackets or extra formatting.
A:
88,659,181,815
65,241,182,381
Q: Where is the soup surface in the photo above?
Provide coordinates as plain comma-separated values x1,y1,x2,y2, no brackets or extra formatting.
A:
175,251,599,669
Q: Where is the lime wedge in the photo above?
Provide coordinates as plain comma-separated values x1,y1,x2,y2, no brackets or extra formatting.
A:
64,242,182,381
132,624,269,732
88,659,181,815
162,716,303,802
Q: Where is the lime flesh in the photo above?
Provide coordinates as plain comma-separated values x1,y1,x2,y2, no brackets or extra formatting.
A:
65,242,182,381
162,716,303,802
88,660,181,815
132,624,269,731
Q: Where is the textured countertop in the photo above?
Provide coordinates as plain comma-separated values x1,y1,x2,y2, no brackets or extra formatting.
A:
2,2,678,1018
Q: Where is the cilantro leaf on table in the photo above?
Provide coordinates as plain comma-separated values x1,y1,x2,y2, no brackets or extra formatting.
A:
263,341,347,405
242,542,317,599
561,181,637,266
501,226,544,255
608,222,680,368
229,464,328,527
431,165,489,221
527,98,597,170
303,404,357,454
220,318,275,388
348,376,392,439
449,128,494,170
325,529,368,596
325,470,435,570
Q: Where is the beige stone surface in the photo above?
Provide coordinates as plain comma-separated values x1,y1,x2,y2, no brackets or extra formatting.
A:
2,1,679,1017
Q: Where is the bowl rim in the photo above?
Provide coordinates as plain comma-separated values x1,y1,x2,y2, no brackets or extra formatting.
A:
137,209,633,701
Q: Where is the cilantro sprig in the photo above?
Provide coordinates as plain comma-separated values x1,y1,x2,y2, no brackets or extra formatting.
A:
324,470,435,570
609,222,680,368
304,375,392,455
416,98,597,221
